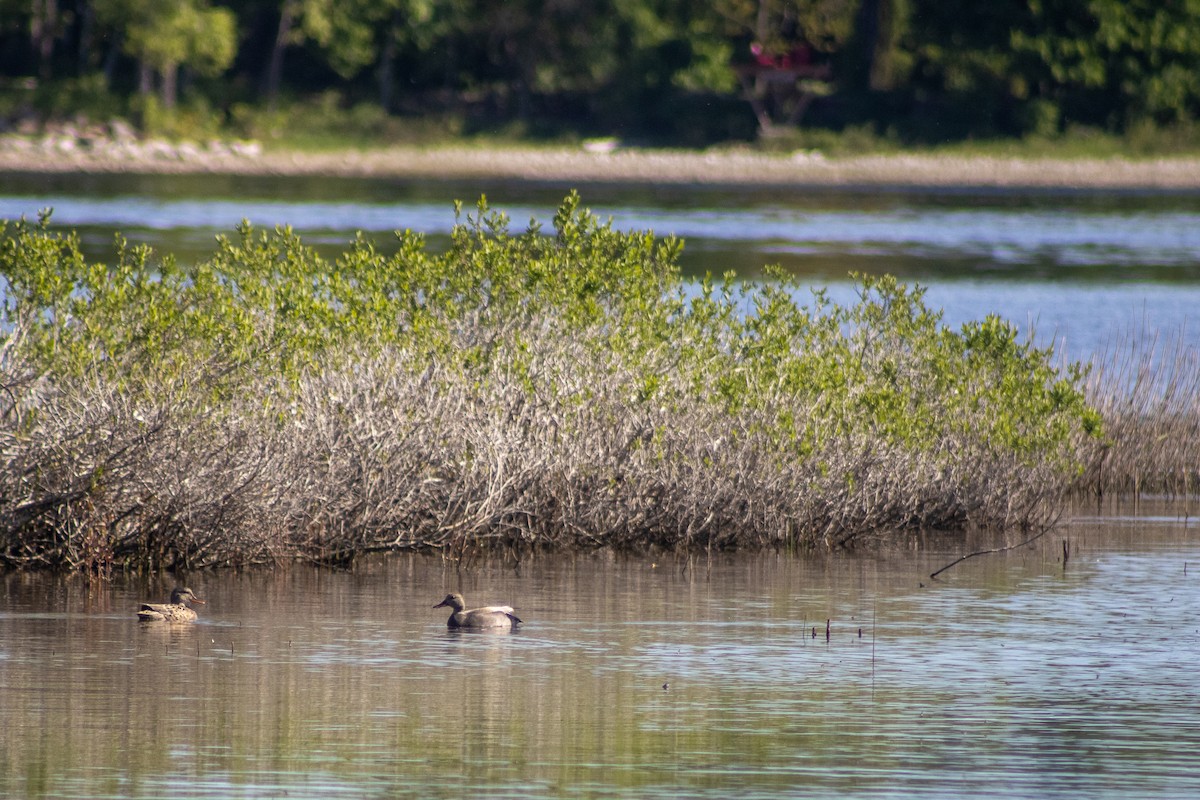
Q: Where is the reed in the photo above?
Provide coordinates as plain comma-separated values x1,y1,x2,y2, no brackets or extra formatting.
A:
1075,325,1200,498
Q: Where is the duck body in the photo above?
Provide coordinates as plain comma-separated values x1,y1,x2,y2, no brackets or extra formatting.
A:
138,587,205,623
433,593,522,629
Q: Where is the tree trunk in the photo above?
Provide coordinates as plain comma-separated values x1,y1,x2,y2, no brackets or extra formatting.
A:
378,9,400,113
754,0,769,44
854,0,881,90
30,0,59,81
160,64,177,109
138,59,154,96
76,0,95,75
856,0,906,91
102,33,122,86
264,0,299,112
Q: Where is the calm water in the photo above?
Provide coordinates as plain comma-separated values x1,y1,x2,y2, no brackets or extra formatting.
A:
2,173,1200,359
2,173,1198,796
1,505,1197,799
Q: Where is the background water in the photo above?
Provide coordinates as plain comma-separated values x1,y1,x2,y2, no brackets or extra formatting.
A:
1,173,1199,360
0,503,1197,799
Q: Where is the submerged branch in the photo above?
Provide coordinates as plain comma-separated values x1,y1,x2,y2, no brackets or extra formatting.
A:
929,528,1052,580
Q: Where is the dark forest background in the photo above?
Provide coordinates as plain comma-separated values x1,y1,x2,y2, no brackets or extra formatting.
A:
3,0,1200,149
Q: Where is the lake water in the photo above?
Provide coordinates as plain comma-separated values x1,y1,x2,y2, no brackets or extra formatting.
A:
1,502,1197,799
2,173,1200,360
1,172,1199,797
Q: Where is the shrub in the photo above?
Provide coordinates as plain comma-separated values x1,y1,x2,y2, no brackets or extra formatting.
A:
0,194,1102,571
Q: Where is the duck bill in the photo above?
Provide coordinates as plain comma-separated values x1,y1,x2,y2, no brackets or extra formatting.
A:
432,600,449,609
191,597,206,605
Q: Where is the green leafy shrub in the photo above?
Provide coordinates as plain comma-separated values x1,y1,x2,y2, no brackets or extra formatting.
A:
0,194,1104,571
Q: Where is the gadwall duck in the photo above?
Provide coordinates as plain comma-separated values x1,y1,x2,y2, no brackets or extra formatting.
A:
137,587,205,623
433,593,522,629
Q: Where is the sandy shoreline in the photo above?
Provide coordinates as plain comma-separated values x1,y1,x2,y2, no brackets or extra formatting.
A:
4,141,1200,191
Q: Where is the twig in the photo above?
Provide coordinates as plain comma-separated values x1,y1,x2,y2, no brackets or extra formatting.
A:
929,528,1051,579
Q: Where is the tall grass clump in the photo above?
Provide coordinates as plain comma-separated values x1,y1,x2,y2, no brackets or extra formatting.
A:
1076,327,1200,498
0,194,1102,572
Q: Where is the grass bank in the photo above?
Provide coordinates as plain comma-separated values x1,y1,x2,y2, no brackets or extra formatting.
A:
0,194,1191,572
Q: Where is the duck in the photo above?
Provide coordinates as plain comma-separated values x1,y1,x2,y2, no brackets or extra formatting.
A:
137,587,205,623
433,592,522,629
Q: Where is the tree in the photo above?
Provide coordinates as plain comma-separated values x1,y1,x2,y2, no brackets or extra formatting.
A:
451,0,626,121
96,0,236,108
902,0,1029,137
260,0,441,111
30,0,60,81
1013,0,1200,129
262,0,300,111
852,0,909,91
716,0,859,133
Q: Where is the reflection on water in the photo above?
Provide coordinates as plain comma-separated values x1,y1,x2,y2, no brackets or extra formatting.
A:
1,506,1198,799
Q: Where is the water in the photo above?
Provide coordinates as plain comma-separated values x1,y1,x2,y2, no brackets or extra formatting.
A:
1,505,1197,799
1,172,1198,794
1,173,1199,359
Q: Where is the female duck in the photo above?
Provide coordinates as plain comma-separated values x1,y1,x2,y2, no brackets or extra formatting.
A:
137,587,205,623
433,593,522,629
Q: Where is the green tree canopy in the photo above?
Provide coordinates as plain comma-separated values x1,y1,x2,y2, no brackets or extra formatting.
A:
5,0,1200,143
95,0,236,107
1013,0,1200,126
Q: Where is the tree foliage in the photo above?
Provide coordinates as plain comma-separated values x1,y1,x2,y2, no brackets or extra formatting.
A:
1013,0,1200,126
2,0,1200,142
93,0,236,108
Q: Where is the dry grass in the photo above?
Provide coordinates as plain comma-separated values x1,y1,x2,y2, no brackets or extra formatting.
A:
1076,326,1200,498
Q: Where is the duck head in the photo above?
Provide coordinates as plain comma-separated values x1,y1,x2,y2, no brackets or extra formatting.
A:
170,587,205,606
433,593,466,612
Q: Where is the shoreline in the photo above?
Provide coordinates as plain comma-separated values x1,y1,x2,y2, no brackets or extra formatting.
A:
5,141,1200,192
